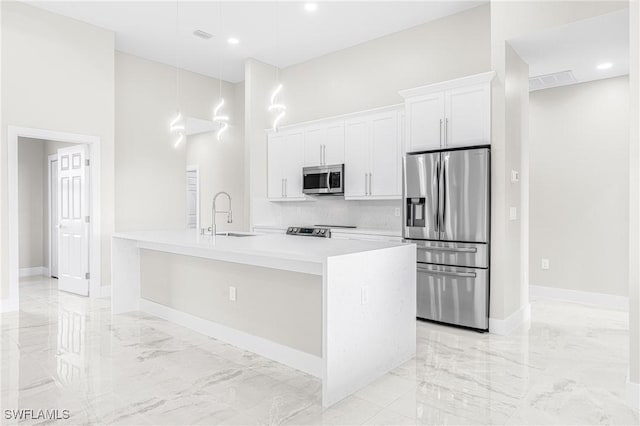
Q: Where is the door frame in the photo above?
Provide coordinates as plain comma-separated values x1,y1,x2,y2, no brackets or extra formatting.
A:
186,165,200,231
47,153,58,279
8,126,101,303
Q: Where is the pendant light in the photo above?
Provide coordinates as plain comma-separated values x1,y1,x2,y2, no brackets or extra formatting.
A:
212,1,229,141
269,1,286,132
170,0,185,148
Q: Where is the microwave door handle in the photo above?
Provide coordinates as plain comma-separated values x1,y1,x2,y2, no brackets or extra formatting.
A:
327,172,331,191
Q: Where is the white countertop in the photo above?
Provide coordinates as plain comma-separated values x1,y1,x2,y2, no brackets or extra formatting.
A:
253,224,402,238
113,230,408,274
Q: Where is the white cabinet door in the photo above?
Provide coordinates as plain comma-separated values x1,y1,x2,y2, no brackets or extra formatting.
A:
304,125,325,166
445,83,490,147
57,145,89,296
405,92,444,153
283,130,305,199
344,117,369,198
324,121,345,165
267,133,286,199
370,112,401,198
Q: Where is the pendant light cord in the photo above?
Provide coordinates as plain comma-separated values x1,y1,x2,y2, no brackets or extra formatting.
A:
218,1,223,99
175,0,179,112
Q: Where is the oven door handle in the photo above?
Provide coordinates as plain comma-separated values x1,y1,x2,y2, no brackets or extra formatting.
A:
417,266,476,278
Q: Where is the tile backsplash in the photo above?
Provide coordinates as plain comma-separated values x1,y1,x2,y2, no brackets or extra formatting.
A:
252,196,402,231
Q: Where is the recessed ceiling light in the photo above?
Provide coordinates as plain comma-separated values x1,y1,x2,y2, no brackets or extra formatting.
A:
597,62,613,70
304,3,318,12
227,37,239,45
193,29,213,40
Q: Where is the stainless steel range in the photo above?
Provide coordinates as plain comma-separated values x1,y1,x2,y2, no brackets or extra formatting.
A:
404,146,490,331
286,226,331,238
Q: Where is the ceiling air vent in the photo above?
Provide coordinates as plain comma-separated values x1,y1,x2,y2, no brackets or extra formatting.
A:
529,70,577,91
193,29,213,40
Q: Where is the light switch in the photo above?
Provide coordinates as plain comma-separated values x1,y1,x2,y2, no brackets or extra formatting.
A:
511,170,520,183
229,286,237,302
509,207,517,220
541,259,550,270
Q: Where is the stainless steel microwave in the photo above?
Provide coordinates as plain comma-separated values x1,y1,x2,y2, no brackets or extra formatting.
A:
302,164,344,195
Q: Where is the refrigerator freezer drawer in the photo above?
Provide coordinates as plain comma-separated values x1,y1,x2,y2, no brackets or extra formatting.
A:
416,264,488,330
412,240,488,268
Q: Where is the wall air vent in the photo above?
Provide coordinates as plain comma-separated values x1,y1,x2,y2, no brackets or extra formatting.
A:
529,70,577,91
193,29,213,40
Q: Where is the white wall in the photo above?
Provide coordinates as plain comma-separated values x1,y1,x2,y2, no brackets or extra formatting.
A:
628,0,639,395
529,76,630,297
489,0,628,323
17,138,44,269
244,59,279,229
1,1,115,297
250,4,491,229
279,5,490,125
115,52,244,233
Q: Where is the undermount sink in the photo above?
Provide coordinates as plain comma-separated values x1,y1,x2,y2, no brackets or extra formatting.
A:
215,232,256,237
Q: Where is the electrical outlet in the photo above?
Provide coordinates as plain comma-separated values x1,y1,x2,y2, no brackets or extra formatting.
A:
509,207,517,220
541,259,550,270
394,208,401,217
229,286,237,302
361,286,369,305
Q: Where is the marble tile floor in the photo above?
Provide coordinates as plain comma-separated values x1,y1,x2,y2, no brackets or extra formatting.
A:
0,276,638,426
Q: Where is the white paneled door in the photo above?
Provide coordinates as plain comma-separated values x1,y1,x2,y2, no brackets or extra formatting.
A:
186,168,199,229
57,145,89,296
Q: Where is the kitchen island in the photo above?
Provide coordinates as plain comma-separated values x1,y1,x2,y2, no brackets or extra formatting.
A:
111,230,416,407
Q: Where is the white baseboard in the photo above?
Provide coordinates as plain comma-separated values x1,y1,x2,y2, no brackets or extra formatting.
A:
0,298,19,313
139,298,323,378
19,266,48,278
530,285,628,311
489,303,531,336
628,375,640,410
100,285,111,298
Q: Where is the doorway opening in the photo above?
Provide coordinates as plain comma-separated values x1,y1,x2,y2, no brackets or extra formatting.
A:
8,126,102,304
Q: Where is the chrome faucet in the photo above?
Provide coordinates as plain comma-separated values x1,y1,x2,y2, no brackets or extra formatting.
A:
211,191,232,236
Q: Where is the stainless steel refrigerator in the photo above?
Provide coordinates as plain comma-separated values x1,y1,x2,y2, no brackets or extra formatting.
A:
403,146,490,331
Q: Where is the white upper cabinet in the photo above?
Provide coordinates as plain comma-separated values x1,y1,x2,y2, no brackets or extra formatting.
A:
304,121,344,166
445,83,491,147
405,92,445,152
400,71,495,153
344,108,402,200
370,112,401,197
268,129,306,201
344,117,369,198
324,122,345,165
267,105,402,203
303,125,325,166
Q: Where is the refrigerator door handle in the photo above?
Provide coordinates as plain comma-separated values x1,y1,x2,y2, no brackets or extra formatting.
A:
435,158,440,233
440,154,447,237
417,266,477,278
416,245,478,253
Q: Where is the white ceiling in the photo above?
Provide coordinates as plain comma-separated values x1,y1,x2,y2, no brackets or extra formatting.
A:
26,1,484,83
509,8,629,90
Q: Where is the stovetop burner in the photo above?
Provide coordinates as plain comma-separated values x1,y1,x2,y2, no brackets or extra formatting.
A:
286,226,331,238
